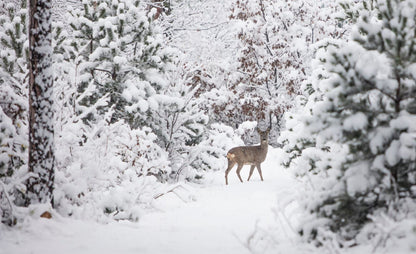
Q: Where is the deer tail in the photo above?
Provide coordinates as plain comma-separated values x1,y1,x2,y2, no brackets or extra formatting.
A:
226,153,235,160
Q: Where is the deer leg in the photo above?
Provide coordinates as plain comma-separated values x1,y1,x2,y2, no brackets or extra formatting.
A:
225,160,236,185
236,164,244,183
247,165,255,181
256,163,264,181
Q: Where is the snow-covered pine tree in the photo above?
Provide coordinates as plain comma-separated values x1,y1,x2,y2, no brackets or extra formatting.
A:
277,0,353,176
0,1,28,181
26,0,55,206
299,0,416,243
0,2,29,224
153,68,209,181
50,0,176,218
67,0,170,128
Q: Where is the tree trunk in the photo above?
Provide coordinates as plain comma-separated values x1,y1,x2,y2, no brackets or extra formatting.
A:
26,0,55,207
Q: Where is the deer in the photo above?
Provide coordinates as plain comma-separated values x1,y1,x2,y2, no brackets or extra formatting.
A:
225,127,270,185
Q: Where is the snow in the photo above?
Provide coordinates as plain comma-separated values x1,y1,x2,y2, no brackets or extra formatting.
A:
385,140,400,166
137,100,149,112
1,0,416,253
354,46,390,81
343,112,368,131
5,147,411,253
0,147,296,254
345,161,373,195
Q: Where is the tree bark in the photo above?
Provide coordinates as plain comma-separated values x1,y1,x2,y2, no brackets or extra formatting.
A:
26,0,55,207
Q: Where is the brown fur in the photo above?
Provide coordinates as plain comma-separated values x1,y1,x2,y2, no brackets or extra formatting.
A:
225,128,269,185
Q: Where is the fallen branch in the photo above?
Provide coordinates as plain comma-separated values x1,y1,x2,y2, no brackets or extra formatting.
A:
154,184,194,203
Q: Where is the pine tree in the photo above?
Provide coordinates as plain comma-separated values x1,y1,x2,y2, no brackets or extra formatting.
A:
57,0,193,184
299,0,416,242
154,69,208,181
0,1,28,180
0,1,29,223
68,0,170,127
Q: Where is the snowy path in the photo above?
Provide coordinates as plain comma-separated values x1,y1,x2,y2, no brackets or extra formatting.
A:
0,149,297,254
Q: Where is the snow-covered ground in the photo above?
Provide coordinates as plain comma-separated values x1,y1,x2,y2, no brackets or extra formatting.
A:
0,148,299,254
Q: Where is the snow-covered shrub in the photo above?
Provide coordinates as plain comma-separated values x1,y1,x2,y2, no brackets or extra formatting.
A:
116,125,171,182
191,123,245,177
229,0,306,120
131,65,209,182
356,198,416,253
226,0,347,146
160,0,236,123
235,121,258,146
54,119,171,221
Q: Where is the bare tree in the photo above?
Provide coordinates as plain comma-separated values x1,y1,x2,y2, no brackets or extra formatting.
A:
26,0,55,207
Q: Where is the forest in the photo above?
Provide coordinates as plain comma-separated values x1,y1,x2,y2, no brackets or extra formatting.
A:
1,0,416,253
